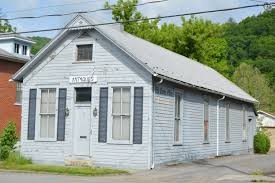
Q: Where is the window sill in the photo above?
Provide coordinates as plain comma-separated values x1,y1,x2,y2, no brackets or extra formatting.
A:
203,142,210,144
14,103,22,106
173,144,183,146
73,61,93,64
34,139,57,142
225,141,231,143
107,140,132,145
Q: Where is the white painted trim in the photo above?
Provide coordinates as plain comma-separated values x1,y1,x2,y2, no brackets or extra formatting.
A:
107,85,136,145
35,87,59,142
173,89,184,145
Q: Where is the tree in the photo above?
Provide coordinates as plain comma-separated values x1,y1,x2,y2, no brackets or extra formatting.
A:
104,0,159,36
232,63,275,112
0,11,16,33
29,36,51,55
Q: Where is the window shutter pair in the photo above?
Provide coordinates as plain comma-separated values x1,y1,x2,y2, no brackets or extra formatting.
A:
27,88,67,141
98,87,144,144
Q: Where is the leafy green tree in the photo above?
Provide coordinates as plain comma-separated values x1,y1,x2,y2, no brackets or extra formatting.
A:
104,0,159,36
29,36,51,55
232,63,275,112
0,11,16,33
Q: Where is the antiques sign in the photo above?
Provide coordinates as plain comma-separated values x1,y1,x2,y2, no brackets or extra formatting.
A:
69,75,97,84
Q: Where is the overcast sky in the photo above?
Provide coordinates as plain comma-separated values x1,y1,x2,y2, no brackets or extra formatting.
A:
0,0,271,38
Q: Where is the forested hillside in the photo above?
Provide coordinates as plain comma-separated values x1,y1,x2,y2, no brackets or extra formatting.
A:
106,0,275,112
29,36,51,55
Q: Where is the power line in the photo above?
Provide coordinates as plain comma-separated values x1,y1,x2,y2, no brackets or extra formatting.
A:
0,0,169,21
1,0,99,14
0,3,274,36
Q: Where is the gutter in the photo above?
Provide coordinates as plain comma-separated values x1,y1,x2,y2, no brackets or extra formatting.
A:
216,96,225,157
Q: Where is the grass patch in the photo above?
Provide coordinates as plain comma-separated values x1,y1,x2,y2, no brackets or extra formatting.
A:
0,152,128,176
251,169,265,176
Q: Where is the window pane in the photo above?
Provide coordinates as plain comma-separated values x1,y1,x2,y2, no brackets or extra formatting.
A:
204,100,209,142
75,87,91,102
112,116,121,140
122,88,130,114
41,90,48,113
121,116,130,140
48,115,55,138
48,89,56,113
226,104,230,141
40,115,48,138
112,88,121,114
174,119,180,142
77,45,93,60
175,94,180,118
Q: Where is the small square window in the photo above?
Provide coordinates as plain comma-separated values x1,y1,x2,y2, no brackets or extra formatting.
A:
75,87,91,103
77,44,93,61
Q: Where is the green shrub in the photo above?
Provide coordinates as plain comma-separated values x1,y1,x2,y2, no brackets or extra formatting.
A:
0,145,11,160
0,122,18,149
3,152,32,165
254,131,271,154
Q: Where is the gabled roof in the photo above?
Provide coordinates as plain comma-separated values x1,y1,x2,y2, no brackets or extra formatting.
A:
0,33,35,44
0,48,29,63
13,14,257,104
258,110,275,119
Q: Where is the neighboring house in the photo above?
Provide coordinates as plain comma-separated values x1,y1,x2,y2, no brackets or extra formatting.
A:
0,34,34,135
257,110,275,151
13,14,257,169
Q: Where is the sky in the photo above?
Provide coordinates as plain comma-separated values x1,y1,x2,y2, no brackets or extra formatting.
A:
0,0,272,38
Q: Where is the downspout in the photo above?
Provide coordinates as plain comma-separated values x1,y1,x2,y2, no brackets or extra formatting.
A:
217,96,225,157
151,74,163,169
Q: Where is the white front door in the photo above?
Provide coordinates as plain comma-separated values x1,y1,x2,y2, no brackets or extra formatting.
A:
73,87,92,156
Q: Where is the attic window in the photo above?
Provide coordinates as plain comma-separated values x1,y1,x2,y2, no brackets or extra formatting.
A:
77,44,93,61
14,43,20,54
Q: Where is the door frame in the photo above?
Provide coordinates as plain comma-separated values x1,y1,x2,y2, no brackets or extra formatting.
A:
71,86,93,157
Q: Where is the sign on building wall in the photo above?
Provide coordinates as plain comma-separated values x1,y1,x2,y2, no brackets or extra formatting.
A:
69,75,97,84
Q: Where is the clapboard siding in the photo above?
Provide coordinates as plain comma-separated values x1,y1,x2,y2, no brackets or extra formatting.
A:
153,83,256,165
21,29,152,169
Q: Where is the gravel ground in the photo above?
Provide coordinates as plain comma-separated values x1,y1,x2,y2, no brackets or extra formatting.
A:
1,153,275,183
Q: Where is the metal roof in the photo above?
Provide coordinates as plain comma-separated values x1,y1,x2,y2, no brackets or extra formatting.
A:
13,14,258,103
0,48,29,63
0,33,35,44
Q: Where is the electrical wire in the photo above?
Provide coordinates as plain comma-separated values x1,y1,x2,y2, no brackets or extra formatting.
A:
0,0,169,21
0,3,273,36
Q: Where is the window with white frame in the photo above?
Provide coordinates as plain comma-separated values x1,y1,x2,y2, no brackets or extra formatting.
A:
112,87,131,141
15,82,22,104
39,89,56,139
14,43,20,54
174,93,181,143
203,99,209,143
77,44,93,61
242,106,247,141
225,103,230,142
22,45,28,55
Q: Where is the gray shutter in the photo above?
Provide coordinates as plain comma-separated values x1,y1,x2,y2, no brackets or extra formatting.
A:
57,88,67,141
133,87,143,144
98,87,108,143
28,89,37,140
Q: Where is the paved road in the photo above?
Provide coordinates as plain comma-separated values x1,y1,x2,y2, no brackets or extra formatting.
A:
1,153,275,183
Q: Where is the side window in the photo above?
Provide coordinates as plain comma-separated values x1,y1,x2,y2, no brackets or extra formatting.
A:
203,99,209,143
174,93,181,144
225,103,230,142
112,87,131,141
242,106,247,141
16,82,22,104
77,44,93,61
